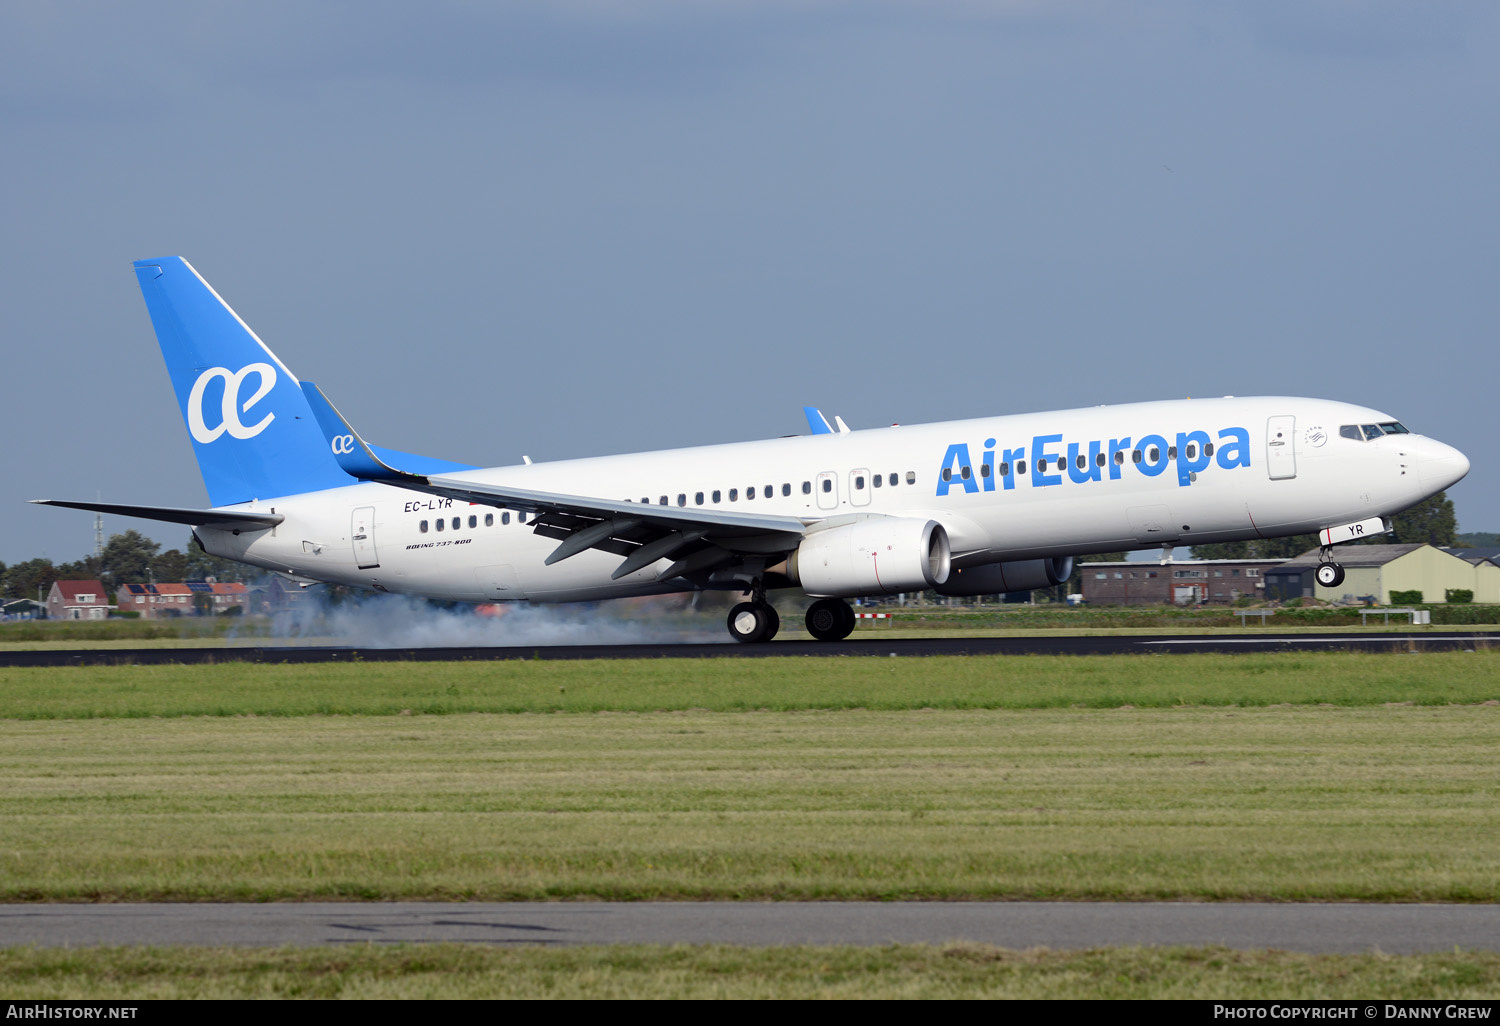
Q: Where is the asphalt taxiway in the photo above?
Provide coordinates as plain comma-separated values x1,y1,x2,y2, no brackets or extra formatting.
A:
3,902,1497,953
0,632,1492,666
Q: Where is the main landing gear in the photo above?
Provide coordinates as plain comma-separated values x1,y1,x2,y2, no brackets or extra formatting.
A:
1315,546,1346,589
726,578,780,643
804,598,855,642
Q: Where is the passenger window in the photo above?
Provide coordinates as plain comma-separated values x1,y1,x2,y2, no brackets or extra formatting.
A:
875,473,885,487
1114,451,1125,465
979,464,990,479
677,494,687,507
695,492,704,505
960,466,971,480
1037,459,1047,472
1095,452,1105,467
1340,425,1362,441
420,520,429,533
942,468,952,482
822,479,832,492
1132,450,1142,464
1205,442,1214,456
782,483,791,496
730,488,739,501
1148,447,1159,462
1185,444,1196,459
660,496,668,505
485,513,493,527
518,513,526,525
905,471,916,485
712,490,721,503
1076,454,1086,470
889,473,898,487
998,462,1009,476
502,512,511,525
452,517,461,530
468,515,477,528
747,487,756,500
436,518,444,532
1167,446,1177,459
641,497,650,505
802,481,811,494
765,484,773,497
855,476,865,489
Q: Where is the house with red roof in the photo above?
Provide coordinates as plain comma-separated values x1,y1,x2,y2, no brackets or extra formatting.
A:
46,580,113,620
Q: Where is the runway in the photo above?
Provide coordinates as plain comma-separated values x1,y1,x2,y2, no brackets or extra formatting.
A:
3,902,1497,953
1,632,1492,666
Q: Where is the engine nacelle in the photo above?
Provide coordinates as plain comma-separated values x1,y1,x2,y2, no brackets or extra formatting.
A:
934,556,1074,596
789,518,951,597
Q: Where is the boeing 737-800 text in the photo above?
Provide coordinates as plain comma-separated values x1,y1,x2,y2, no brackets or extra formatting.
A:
34,258,1471,642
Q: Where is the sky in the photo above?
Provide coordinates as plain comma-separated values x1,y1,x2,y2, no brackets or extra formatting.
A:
3,0,1496,565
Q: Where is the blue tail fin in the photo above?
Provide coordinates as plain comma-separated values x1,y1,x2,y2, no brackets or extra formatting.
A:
134,257,471,506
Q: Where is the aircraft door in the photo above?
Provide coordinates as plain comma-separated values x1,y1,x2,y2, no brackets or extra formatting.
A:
1266,416,1297,480
849,468,871,507
816,471,839,510
351,506,379,569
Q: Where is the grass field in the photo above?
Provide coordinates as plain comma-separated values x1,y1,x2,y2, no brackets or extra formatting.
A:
4,650,1498,998
1,652,1498,902
2,651,1498,718
5,944,1499,999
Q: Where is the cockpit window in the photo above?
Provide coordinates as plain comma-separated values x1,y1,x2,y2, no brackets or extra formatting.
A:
1344,422,1412,441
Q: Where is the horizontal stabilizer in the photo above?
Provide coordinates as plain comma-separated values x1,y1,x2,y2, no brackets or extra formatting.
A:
29,499,283,531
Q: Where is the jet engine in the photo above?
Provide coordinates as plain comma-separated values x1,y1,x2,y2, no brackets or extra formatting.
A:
934,556,1074,596
788,518,950,597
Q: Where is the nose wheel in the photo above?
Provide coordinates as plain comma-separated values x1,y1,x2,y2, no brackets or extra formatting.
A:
805,598,856,642
1315,561,1345,588
727,601,780,643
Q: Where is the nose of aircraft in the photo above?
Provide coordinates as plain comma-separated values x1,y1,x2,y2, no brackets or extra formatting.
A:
1417,439,1471,492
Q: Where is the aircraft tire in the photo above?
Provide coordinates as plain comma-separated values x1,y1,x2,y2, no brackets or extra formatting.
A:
806,598,855,642
727,602,777,644
1315,562,1345,588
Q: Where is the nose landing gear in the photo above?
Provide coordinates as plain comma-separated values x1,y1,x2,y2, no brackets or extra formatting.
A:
1315,545,1345,589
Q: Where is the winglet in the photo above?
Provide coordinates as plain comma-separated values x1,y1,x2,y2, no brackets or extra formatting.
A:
803,407,834,435
300,382,428,485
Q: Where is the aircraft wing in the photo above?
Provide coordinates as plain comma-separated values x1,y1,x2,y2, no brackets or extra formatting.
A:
301,383,810,581
28,500,284,531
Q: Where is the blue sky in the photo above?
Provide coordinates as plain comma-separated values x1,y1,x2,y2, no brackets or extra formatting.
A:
3,1,1495,564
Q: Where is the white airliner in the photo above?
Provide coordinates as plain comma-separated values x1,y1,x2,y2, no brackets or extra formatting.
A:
35,257,1471,643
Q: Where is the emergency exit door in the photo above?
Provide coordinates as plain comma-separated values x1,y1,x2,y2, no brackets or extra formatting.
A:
351,506,379,569
1266,416,1296,480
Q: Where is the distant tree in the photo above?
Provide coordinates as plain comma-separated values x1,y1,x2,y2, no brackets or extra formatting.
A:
1382,492,1457,548
182,535,256,583
1191,534,1318,561
99,530,161,586
1455,532,1498,548
3,558,58,602
152,549,190,583
54,555,102,581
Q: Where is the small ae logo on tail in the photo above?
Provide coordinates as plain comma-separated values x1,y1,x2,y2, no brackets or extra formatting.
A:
331,435,355,454
188,364,277,443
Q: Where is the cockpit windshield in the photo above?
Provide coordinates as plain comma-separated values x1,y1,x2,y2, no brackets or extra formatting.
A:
1340,422,1409,441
